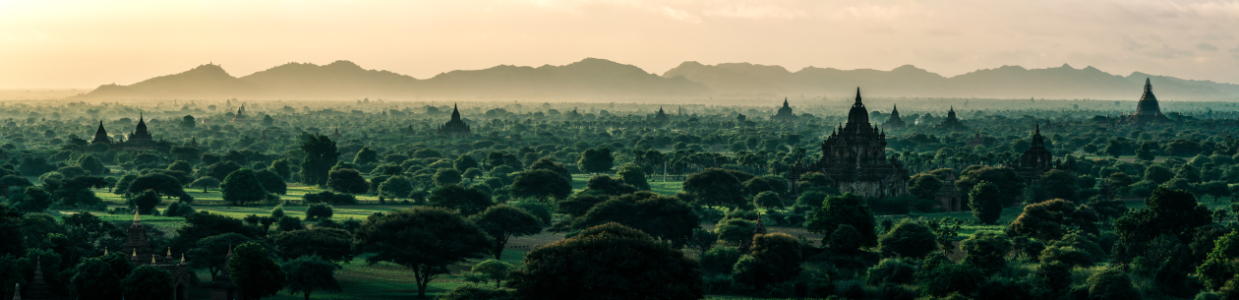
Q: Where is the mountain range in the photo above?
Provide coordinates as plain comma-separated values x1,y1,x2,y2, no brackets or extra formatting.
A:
80,58,1239,101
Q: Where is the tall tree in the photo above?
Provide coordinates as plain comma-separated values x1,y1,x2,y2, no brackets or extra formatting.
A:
271,228,355,263
221,169,270,205
508,223,703,300
71,256,126,300
325,168,368,194
121,265,174,300
509,170,572,202
968,181,1003,224
429,184,493,216
378,176,414,200
616,163,651,190
228,242,288,300
682,168,746,208
187,233,254,278
577,147,614,174
471,205,543,259
354,207,494,298
808,193,878,247
282,255,342,300
300,134,340,186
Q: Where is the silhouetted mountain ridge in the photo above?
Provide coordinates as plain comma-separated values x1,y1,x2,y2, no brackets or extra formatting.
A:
665,62,1239,100
81,58,1239,100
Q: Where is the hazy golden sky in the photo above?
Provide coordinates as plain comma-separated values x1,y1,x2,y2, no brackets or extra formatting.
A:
1,0,1237,89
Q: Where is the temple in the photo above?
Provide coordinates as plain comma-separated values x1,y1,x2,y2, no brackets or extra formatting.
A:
1127,78,1170,123
935,106,966,130
91,115,160,151
794,88,910,198
883,105,906,129
653,107,670,125
117,211,195,299
771,98,797,121
437,104,472,138
1012,125,1057,182
231,104,249,123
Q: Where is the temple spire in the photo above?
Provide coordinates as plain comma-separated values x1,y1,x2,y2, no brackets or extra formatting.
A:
133,209,140,225
854,87,862,105
1145,77,1152,93
782,98,789,108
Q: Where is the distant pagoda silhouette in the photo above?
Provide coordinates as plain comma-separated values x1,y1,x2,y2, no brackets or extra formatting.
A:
437,104,472,138
771,98,797,121
1127,78,1170,123
935,106,966,130
884,104,906,129
653,107,670,125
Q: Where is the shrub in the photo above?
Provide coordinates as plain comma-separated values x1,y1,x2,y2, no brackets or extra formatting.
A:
753,191,783,209
305,203,333,220
879,219,937,259
866,258,916,286
700,246,742,275
917,262,985,297
1086,269,1141,300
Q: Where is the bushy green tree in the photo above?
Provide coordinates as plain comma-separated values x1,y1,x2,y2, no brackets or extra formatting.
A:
221,169,270,205
960,231,1011,272
509,170,572,202
879,219,937,259
732,233,802,288
325,168,368,194
508,223,703,300
271,228,355,263
683,168,747,208
577,147,614,174
472,259,514,288
808,193,878,247
356,207,494,298
282,255,342,300
228,242,287,300
616,163,651,190
121,265,174,300
471,205,543,259
968,181,1003,224
299,134,339,186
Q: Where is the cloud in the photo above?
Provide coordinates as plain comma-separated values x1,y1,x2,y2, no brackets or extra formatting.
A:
1198,42,1218,51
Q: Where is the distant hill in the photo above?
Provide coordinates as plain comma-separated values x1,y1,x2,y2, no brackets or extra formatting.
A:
81,58,1239,100
81,58,709,100
664,62,1239,100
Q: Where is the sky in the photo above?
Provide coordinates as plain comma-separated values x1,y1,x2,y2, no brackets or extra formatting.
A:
1,0,1237,89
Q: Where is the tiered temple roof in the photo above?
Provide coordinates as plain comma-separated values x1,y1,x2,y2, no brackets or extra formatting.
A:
771,98,797,121
437,104,472,138
800,88,910,198
884,104,906,129
935,106,966,130
1129,78,1169,123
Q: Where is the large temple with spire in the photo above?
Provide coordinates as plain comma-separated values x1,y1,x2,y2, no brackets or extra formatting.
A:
793,88,910,198
1126,78,1170,123
437,104,472,138
771,98,797,122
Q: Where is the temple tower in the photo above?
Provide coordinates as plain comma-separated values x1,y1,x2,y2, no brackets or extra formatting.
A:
771,98,797,121
884,104,906,129
802,87,910,198
437,104,472,138
1129,78,1169,123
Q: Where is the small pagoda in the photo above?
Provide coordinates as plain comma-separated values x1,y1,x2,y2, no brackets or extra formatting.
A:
883,104,906,129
